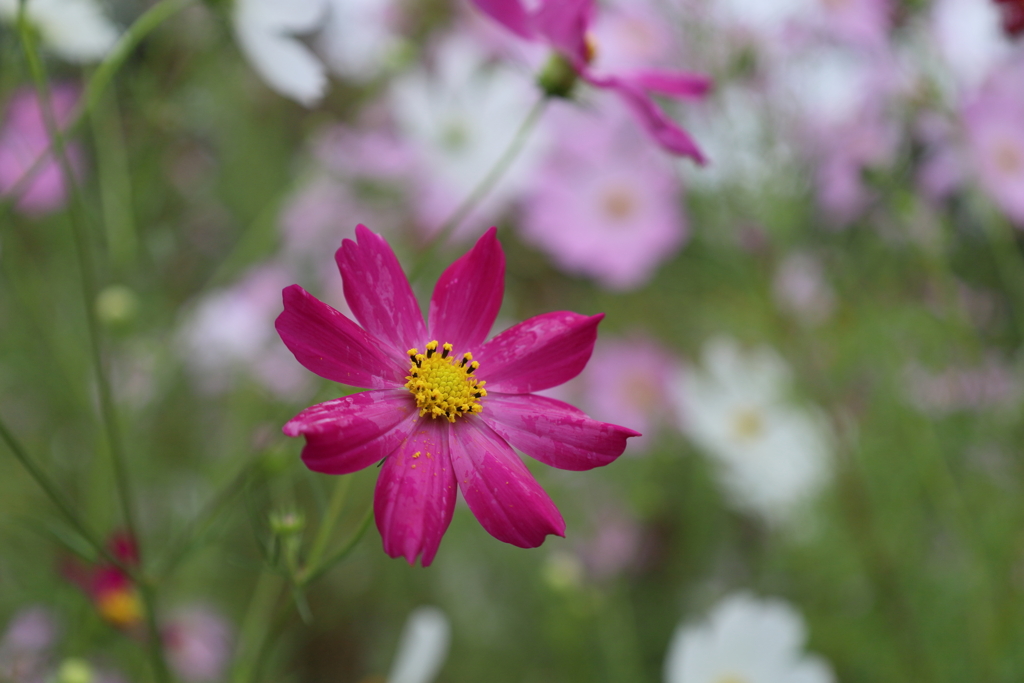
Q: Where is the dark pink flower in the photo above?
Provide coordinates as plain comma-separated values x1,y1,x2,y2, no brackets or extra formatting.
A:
61,532,144,631
469,0,710,162
276,226,639,566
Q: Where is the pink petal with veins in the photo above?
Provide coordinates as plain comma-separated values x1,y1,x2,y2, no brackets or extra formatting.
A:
449,417,565,548
482,393,638,470
375,419,458,566
428,227,505,351
285,389,418,474
476,312,603,394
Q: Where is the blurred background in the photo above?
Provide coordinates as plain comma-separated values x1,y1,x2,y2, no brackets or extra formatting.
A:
2,0,1024,681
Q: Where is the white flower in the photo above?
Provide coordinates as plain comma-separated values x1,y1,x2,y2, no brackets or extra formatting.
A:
318,0,402,81
390,35,546,238
665,593,835,683
675,337,833,525
387,607,450,683
0,0,119,63
232,0,330,106
927,0,1012,96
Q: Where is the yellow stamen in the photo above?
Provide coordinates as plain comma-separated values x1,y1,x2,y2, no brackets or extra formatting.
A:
405,342,486,423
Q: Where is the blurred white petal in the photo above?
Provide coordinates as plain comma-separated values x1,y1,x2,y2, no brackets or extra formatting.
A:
387,607,450,683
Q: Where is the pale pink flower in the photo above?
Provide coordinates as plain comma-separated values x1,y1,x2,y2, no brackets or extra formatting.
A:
588,0,678,73
162,606,233,683
556,335,682,453
520,99,686,290
904,357,1021,416
0,86,84,216
178,264,311,397
0,607,59,683
963,57,1024,224
575,502,644,582
772,252,837,327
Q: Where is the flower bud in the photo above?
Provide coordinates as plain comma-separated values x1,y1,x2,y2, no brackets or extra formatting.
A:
95,285,138,326
54,658,94,683
536,53,579,99
269,510,305,537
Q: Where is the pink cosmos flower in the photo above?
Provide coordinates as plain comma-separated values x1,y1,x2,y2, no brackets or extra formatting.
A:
520,98,686,290
0,85,84,216
963,56,1024,224
276,225,639,566
469,0,710,162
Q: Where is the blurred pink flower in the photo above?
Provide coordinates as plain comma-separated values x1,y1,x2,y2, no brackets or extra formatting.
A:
276,226,638,566
774,47,904,225
557,335,682,452
470,0,710,161
588,1,677,73
801,0,892,49
963,57,1024,224
904,357,1021,416
0,607,59,683
575,502,644,582
390,36,546,241
163,606,233,683
178,263,311,397
520,99,687,290
62,532,144,632
772,252,837,327
0,85,84,216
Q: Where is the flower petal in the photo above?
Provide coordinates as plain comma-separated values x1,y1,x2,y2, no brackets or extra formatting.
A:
481,394,639,471
428,227,505,352
469,0,535,39
449,418,565,548
588,74,707,164
336,225,427,354
375,418,458,567
532,0,594,65
276,284,407,388
284,389,418,475
475,312,603,394
234,19,327,107
626,69,713,100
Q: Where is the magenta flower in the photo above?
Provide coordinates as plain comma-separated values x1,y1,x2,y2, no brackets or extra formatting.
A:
276,226,639,566
469,0,710,162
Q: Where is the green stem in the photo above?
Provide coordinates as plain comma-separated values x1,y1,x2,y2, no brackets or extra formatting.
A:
233,571,286,683
18,17,170,683
139,580,175,683
304,475,352,573
983,214,1024,342
0,412,123,571
298,505,373,587
154,458,262,578
89,81,138,268
1,0,197,220
19,9,140,554
410,96,548,281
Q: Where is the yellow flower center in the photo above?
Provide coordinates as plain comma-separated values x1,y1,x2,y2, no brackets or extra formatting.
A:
732,407,765,440
96,588,144,629
405,341,487,423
